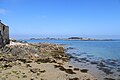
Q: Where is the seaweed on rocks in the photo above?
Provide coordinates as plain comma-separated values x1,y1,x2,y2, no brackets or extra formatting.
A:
90,61,98,64
54,64,76,74
104,78,115,80
65,69,76,74
30,68,46,73
73,68,79,71
97,67,113,74
69,77,79,80
80,69,88,73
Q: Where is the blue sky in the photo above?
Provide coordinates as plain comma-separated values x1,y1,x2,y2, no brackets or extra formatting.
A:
0,0,120,39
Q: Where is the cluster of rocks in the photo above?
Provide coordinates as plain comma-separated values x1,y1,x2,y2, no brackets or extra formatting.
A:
0,42,68,63
53,64,91,80
0,41,70,76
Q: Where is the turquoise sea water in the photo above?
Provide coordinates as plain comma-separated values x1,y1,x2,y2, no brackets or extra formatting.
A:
25,39,120,60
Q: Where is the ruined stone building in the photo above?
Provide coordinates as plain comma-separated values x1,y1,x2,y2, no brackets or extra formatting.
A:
0,20,9,47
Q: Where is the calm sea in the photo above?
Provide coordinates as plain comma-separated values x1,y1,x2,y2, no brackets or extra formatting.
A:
25,39,120,60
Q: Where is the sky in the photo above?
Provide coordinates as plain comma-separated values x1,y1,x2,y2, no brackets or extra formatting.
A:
0,0,120,39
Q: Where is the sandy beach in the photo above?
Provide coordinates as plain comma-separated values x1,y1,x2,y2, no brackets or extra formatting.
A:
0,62,95,80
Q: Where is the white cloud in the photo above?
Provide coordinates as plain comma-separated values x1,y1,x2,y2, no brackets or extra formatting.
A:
0,8,6,14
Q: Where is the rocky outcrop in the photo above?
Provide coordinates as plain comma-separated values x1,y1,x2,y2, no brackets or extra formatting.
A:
0,41,68,63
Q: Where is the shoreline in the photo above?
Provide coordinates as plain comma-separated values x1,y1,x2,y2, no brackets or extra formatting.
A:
67,51,120,80
69,59,113,80
0,41,96,80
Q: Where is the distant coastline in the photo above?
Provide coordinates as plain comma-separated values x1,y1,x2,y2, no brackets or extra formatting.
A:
29,37,115,41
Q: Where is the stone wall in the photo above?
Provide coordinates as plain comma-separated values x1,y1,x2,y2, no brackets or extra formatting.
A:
0,21,9,47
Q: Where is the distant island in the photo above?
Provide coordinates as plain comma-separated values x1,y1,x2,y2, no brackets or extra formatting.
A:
30,37,114,41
